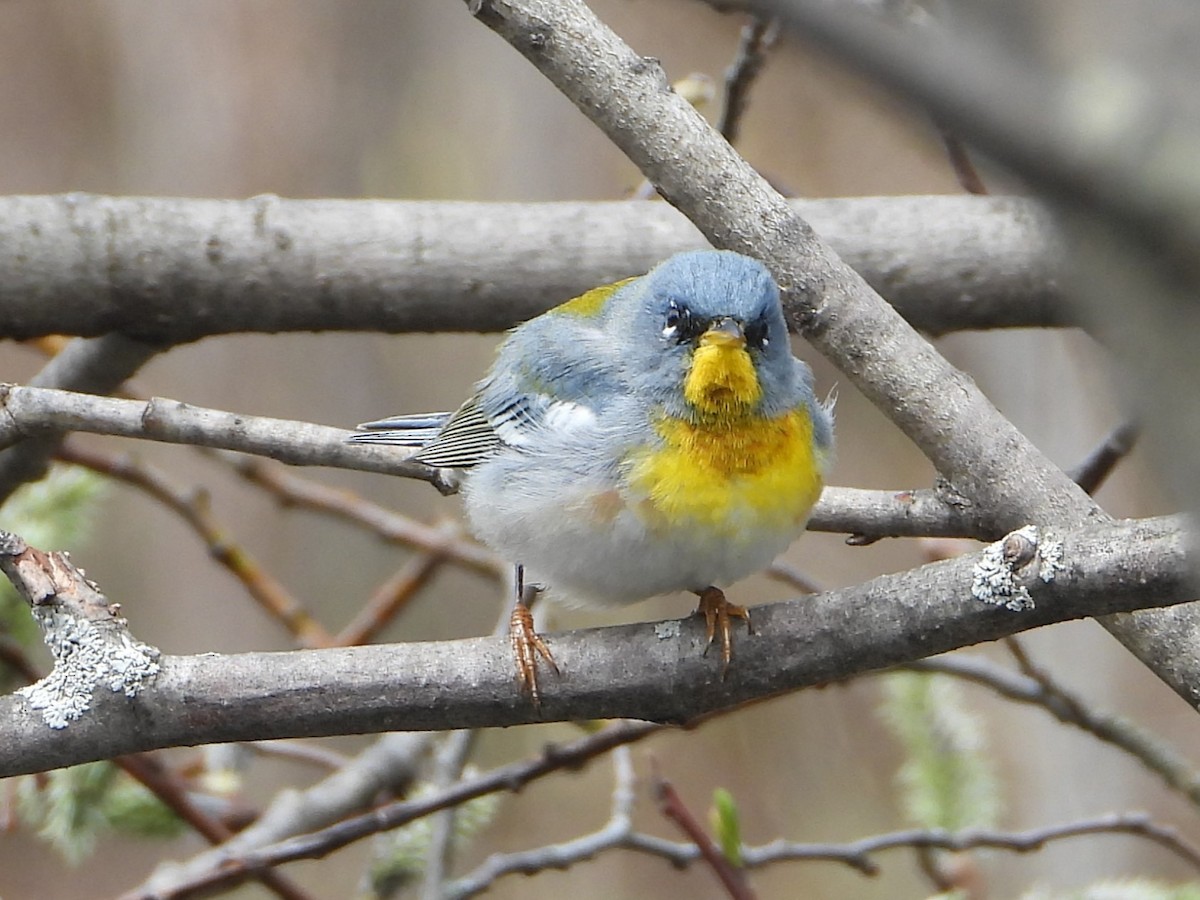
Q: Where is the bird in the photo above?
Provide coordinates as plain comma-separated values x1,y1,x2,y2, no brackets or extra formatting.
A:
351,249,834,701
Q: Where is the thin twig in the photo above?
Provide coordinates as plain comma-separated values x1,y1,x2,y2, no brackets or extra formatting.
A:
910,651,1200,811
764,560,822,594
445,805,1200,895
241,741,352,772
1068,421,1140,495
0,334,160,505
225,455,501,575
742,812,1200,872
336,545,449,646
446,746,640,898
719,16,780,143
57,441,334,648
939,128,988,195
654,765,755,900
118,754,314,900
122,721,662,899
420,730,480,900
131,733,435,898
0,633,41,683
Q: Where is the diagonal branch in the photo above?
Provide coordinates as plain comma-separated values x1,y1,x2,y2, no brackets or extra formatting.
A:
461,0,1200,709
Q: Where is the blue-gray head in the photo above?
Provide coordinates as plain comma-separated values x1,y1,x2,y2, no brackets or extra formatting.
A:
612,250,802,419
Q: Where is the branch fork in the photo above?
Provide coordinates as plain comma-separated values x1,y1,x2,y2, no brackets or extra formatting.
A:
0,530,160,729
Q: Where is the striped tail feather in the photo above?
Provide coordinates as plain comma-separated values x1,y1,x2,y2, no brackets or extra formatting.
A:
348,412,452,448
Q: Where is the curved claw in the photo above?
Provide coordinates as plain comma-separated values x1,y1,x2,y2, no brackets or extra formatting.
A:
510,602,559,706
695,586,750,679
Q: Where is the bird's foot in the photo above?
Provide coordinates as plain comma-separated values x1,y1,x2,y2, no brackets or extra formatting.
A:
695,586,750,679
510,600,559,706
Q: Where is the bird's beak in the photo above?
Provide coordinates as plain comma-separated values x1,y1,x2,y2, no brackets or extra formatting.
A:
699,318,745,348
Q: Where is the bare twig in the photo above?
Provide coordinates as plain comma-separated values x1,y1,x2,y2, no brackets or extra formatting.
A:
741,813,1200,872
420,730,480,900
810,485,993,541
57,441,334,648
112,754,314,900
1068,421,1140,496
939,128,988,195
0,383,453,491
910,652,1200,811
448,804,1200,895
8,382,1013,542
0,634,41,683
241,740,352,772
221,455,500,571
719,16,780,143
446,746,640,898
764,560,822,594
0,334,160,504
136,732,435,897
125,721,661,899
655,767,755,899
336,546,449,647
1014,637,1200,807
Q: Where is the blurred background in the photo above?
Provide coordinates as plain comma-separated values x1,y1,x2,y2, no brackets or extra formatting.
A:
0,1,1190,898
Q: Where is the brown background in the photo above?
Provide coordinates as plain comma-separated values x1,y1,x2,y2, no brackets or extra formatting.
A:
0,2,1187,898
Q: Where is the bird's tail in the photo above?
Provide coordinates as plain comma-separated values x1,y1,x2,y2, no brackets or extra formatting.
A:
348,412,453,447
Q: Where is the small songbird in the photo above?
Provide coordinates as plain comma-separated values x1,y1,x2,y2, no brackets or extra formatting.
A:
352,250,834,700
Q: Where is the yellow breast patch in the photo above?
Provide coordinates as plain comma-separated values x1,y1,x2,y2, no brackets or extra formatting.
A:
626,408,823,535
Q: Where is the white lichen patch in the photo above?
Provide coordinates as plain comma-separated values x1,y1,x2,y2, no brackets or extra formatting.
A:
970,524,1041,612
17,605,161,729
1038,535,1066,583
654,620,681,640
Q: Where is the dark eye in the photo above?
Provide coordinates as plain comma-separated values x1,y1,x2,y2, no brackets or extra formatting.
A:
745,319,770,351
662,300,693,342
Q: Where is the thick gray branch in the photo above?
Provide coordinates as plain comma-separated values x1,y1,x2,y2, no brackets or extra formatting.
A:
0,515,1189,778
0,194,1064,341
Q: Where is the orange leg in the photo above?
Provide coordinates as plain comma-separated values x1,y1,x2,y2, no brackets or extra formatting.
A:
695,586,750,678
510,566,559,705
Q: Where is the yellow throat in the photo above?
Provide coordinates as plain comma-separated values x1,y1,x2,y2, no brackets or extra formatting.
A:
683,327,762,416
627,330,823,535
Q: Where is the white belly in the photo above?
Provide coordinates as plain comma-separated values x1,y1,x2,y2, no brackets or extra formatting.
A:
464,470,805,607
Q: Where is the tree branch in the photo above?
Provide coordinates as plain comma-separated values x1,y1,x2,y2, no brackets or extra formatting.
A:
452,805,1200,896
0,194,1066,341
910,653,1200,812
0,334,159,504
137,733,435,898
2,383,1001,540
124,721,662,900
0,383,449,489
0,515,1190,778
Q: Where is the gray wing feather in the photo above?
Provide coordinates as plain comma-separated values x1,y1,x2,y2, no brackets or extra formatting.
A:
350,291,627,469
410,398,501,468
348,403,501,469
